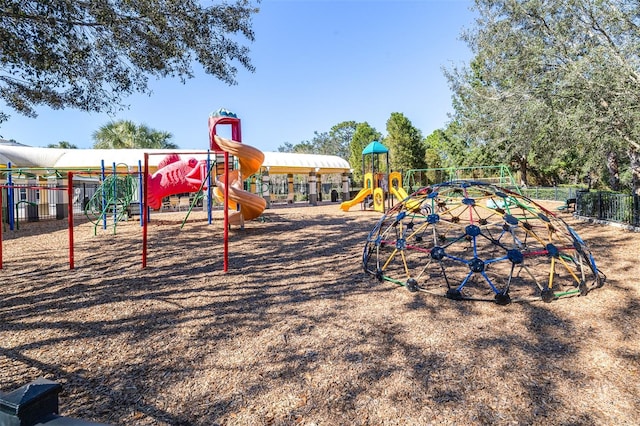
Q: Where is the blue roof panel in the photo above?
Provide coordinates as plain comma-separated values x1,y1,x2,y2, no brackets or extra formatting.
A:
362,141,389,155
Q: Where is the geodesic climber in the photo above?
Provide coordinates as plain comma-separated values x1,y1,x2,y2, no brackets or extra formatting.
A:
363,181,605,304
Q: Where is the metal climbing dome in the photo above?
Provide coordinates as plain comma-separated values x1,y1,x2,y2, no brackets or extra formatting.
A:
363,181,605,304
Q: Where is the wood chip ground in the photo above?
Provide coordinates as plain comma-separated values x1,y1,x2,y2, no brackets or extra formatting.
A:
1,202,638,425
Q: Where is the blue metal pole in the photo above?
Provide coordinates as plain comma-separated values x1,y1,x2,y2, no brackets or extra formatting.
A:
112,162,117,226
138,160,144,226
101,160,107,230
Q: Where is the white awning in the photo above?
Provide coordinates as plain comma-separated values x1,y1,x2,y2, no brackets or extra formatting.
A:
0,145,351,175
262,152,350,174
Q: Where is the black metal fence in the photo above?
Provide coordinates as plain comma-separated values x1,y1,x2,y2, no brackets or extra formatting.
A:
2,181,100,225
576,191,640,228
511,186,639,228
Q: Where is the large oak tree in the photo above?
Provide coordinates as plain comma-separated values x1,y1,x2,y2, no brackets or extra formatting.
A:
448,0,640,193
0,0,259,123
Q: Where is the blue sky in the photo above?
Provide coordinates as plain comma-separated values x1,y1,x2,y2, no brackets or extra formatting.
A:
0,0,476,152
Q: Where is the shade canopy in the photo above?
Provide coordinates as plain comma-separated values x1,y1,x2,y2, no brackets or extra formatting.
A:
0,142,351,176
362,141,389,155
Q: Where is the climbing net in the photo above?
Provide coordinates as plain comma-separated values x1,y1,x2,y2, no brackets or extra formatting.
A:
363,181,605,304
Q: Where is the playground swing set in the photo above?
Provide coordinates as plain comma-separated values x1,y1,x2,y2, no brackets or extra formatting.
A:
0,159,155,232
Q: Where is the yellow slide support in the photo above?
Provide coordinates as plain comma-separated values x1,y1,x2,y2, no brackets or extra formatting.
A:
388,171,422,210
373,188,385,212
389,171,409,204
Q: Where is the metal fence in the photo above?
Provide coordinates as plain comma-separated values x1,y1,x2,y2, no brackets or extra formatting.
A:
517,187,639,228
1,181,100,226
576,191,640,228
519,186,582,202
266,175,342,203
5,179,638,228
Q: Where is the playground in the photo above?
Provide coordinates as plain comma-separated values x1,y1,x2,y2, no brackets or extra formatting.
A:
0,202,638,425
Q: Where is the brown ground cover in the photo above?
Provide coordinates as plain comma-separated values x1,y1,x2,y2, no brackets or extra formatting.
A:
0,202,639,425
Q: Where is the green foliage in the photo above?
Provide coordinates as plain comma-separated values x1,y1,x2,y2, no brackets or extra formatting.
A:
424,124,489,169
384,112,426,172
349,122,382,185
275,120,372,188
447,0,640,193
277,122,357,159
92,120,178,149
308,132,334,156
46,141,77,149
277,142,295,153
328,121,357,160
0,0,258,122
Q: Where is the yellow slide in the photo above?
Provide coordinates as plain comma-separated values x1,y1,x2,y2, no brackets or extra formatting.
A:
391,186,423,211
213,135,267,226
391,186,409,203
340,188,372,211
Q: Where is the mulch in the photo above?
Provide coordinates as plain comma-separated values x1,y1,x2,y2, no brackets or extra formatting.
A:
0,202,638,425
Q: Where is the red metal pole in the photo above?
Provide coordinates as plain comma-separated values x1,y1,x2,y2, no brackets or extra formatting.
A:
208,113,240,273
67,172,74,269
0,187,3,270
142,153,149,268
223,151,229,272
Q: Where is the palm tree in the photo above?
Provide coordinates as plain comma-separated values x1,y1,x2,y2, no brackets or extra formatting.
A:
92,120,136,149
136,124,178,149
92,120,178,149
47,141,78,149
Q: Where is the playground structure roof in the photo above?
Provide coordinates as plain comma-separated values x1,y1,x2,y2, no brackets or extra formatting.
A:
0,144,351,176
362,141,389,155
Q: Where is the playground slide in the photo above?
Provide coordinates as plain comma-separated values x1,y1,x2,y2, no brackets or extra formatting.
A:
213,135,267,225
391,186,409,202
391,186,424,211
340,188,372,211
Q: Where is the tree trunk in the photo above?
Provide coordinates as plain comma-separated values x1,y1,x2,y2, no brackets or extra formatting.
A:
629,147,640,196
517,156,528,186
606,150,620,191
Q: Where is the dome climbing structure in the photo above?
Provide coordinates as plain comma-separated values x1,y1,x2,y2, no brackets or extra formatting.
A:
363,181,605,304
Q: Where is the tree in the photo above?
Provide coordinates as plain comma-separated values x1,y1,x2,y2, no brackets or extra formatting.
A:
46,141,77,149
328,121,357,160
423,142,443,170
445,45,560,186
92,120,178,149
277,142,295,153
276,121,356,160
349,122,382,186
0,0,258,124
425,123,488,170
135,124,176,149
448,0,640,193
276,140,315,154
309,131,332,155
384,112,426,172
